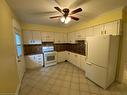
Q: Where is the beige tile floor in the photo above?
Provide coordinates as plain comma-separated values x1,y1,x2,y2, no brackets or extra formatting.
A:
19,62,127,95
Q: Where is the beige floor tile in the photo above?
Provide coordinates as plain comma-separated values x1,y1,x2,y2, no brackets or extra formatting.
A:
89,85,101,94
69,89,80,95
41,84,52,91
100,89,112,95
59,87,70,95
79,91,91,95
27,88,40,95
50,86,61,94
70,83,80,90
80,83,90,92
19,85,33,95
38,90,48,95
62,81,71,88
19,62,127,95
72,77,80,84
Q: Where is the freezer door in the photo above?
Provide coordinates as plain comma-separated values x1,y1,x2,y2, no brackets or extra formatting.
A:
86,36,110,68
85,62,107,89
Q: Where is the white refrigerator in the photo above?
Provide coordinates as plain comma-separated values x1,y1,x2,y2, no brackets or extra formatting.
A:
85,35,119,89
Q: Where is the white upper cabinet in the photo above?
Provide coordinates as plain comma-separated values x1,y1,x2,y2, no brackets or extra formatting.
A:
47,32,55,42
75,31,82,40
104,20,120,35
23,31,42,44
75,30,86,40
93,25,104,36
54,32,62,43
41,32,54,42
63,33,68,43
68,32,76,43
85,27,94,37
54,32,67,43
23,31,33,44
23,20,120,44
32,31,42,44
32,31,41,40
41,32,47,42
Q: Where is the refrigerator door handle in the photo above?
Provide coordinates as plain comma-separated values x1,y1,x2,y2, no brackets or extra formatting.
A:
86,62,92,65
85,41,88,57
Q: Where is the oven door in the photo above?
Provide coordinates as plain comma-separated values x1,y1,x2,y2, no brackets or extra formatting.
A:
44,52,57,63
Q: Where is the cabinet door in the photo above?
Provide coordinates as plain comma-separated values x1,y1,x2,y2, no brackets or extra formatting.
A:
32,31,42,44
75,31,81,40
47,32,55,42
80,30,86,40
25,55,39,69
80,55,86,71
57,52,66,63
23,31,33,44
54,32,61,43
104,21,119,35
73,53,77,66
68,32,76,43
67,32,71,43
93,25,104,36
74,54,80,67
41,32,47,42
35,54,43,65
85,27,94,37
69,52,73,63
63,33,68,43
67,52,71,62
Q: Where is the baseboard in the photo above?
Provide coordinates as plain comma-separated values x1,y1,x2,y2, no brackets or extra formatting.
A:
0,93,15,95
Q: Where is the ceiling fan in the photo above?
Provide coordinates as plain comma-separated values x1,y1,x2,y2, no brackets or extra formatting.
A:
50,7,82,24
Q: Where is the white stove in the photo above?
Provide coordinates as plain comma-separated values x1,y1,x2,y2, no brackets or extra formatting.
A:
42,46,57,67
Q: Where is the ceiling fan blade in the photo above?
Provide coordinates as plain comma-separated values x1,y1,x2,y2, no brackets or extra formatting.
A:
54,7,63,13
70,8,82,15
70,16,79,21
50,16,62,19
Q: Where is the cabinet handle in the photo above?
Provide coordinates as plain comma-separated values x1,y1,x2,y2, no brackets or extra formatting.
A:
86,62,92,65
105,30,106,34
18,60,21,62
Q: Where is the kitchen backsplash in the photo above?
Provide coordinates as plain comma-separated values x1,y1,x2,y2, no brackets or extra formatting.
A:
24,41,86,56
24,44,42,55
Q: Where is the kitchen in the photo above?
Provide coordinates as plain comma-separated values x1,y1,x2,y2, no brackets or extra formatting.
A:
0,0,127,95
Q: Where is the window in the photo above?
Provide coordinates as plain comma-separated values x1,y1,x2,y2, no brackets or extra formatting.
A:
15,33,22,58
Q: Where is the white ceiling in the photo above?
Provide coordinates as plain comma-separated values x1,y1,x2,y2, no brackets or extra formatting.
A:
6,0,127,27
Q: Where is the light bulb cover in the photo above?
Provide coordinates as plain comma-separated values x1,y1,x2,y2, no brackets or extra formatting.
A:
64,17,71,24
60,17,65,22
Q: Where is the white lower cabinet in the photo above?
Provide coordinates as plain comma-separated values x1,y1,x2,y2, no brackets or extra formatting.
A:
25,54,43,69
57,51,66,63
80,55,86,71
66,51,86,71
67,51,71,62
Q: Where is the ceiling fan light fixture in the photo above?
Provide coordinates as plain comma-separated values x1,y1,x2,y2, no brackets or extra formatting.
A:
60,17,65,22
64,17,71,24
